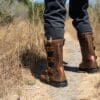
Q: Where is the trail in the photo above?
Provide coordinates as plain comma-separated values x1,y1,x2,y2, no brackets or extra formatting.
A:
2,32,100,100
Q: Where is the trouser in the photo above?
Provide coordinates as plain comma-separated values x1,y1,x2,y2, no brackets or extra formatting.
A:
44,0,92,39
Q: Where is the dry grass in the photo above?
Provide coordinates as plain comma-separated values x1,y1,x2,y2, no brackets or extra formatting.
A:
0,16,46,98
0,1,100,99
0,0,46,98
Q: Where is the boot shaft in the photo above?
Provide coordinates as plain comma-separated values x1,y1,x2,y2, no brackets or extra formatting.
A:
78,32,99,71
46,39,65,68
77,32,96,61
44,39,66,82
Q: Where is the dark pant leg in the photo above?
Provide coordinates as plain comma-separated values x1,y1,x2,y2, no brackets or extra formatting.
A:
44,0,67,40
69,0,92,33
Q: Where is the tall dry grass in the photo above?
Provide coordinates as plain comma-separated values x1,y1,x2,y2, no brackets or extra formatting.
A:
0,0,45,97
0,0,100,98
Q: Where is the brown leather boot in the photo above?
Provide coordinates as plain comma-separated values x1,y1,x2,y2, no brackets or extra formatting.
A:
78,32,100,73
40,39,67,87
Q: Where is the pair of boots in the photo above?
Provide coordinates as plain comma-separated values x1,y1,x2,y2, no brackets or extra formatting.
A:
40,32,100,87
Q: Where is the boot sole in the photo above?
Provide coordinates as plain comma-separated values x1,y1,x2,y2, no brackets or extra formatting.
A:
79,67,100,73
40,79,68,88
50,80,68,87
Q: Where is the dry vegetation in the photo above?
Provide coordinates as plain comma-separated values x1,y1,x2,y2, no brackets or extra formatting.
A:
0,0,100,99
0,0,45,98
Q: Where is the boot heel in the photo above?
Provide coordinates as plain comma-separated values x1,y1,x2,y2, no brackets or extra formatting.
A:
48,80,68,87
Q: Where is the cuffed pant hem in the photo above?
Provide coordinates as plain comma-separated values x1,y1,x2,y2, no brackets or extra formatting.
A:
44,26,64,40
73,24,92,34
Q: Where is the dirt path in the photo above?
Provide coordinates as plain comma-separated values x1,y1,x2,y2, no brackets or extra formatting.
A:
2,32,100,100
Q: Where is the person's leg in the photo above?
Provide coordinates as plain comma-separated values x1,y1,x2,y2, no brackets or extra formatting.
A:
44,0,67,40
69,0,99,73
40,0,68,87
69,0,92,33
